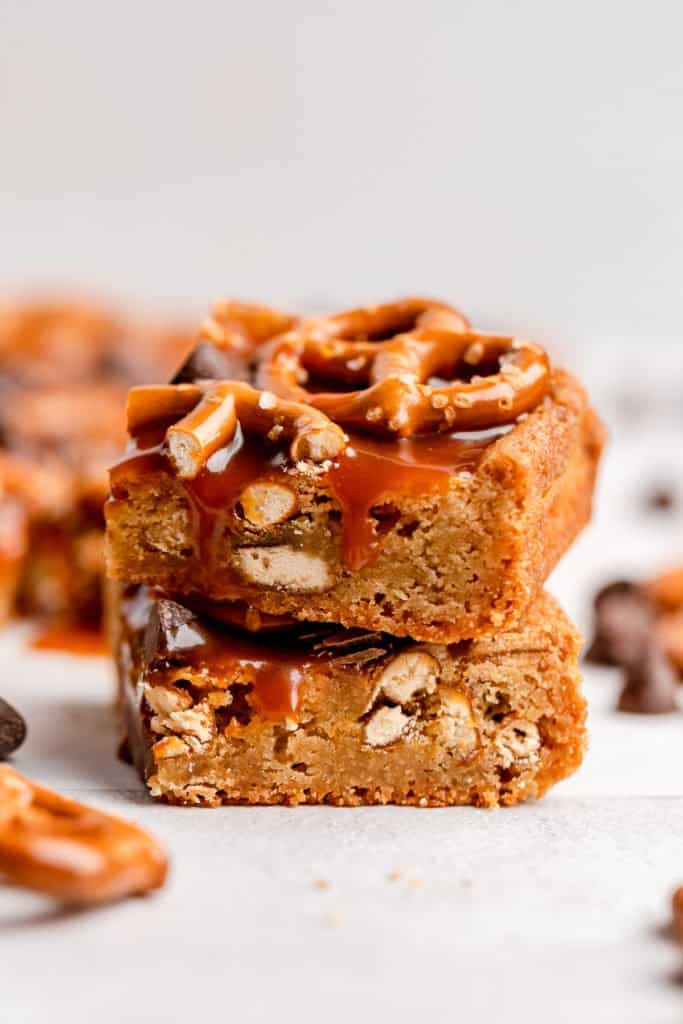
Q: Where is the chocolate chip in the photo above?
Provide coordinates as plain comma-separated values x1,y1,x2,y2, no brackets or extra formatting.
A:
324,647,389,667
117,734,133,764
644,486,677,513
616,642,678,714
308,627,397,666
586,580,655,667
170,341,246,384
0,698,27,759
143,598,209,665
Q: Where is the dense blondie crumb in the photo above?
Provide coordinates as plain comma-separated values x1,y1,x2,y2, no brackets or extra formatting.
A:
106,370,604,642
112,585,586,808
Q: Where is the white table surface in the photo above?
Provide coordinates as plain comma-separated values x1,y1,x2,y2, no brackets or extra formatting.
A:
2,391,683,1023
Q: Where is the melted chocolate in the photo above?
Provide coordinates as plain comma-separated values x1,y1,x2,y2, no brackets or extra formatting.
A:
144,597,209,664
170,341,247,386
126,587,316,721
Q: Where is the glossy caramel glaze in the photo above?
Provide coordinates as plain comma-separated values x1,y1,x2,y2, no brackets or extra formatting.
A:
182,628,312,720
111,422,506,576
133,598,317,722
126,587,393,724
328,430,505,570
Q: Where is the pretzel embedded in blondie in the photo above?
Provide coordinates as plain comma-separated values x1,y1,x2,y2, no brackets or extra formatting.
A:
0,766,167,904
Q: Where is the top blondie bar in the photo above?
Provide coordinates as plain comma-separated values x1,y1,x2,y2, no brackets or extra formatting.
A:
106,298,604,642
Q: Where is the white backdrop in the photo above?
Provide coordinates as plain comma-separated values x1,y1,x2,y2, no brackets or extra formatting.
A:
1,0,682,351
3,8,683,1018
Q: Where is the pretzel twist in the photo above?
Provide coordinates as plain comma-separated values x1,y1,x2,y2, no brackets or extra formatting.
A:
127,298,551,476
0,766,167,905
256,297,550,436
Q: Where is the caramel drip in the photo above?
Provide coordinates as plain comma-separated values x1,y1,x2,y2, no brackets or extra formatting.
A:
186,430,287,511
112,422,503,581
327,430,503,570
183,629,314,720
112,425,288,595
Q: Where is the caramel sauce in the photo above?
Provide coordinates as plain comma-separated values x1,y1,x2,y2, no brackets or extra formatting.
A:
327,430,504,570
121,585,315,723
31,623,108,657
189,436,290,581
187,628,312,720
111,426,286,586
112,420,505,580
137,593,322,719
186,430,287,511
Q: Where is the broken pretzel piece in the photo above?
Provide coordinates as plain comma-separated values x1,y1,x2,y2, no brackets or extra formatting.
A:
0,765,167,905
128,380,347,479
167,381,346,477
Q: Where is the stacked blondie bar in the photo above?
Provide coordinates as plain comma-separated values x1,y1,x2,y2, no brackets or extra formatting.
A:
106,297,604,807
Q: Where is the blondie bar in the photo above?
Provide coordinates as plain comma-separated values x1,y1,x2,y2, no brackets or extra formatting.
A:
112,585,586,808
106,297,604,641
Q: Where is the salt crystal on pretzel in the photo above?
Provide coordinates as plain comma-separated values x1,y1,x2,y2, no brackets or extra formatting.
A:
256,298,550,437
128,380,347,478
127,297,550,476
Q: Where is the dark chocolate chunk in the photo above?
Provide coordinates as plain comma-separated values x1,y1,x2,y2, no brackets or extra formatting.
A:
585,580,654,667
143,598,209,665
0,697,27,759
170,341,246,385
324,647,390,667
117,734,133,764
311,628,388,651
644,486,677,513
616,642,678,714
309,627,396,666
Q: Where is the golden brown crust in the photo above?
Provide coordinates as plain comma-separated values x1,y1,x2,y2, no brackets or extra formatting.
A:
112,586,586,808
106,369,604,642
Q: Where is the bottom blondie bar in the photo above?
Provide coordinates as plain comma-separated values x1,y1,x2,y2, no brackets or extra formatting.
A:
112,586,585,808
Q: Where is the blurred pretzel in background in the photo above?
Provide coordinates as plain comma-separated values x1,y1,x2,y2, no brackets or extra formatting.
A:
0,765,167,905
